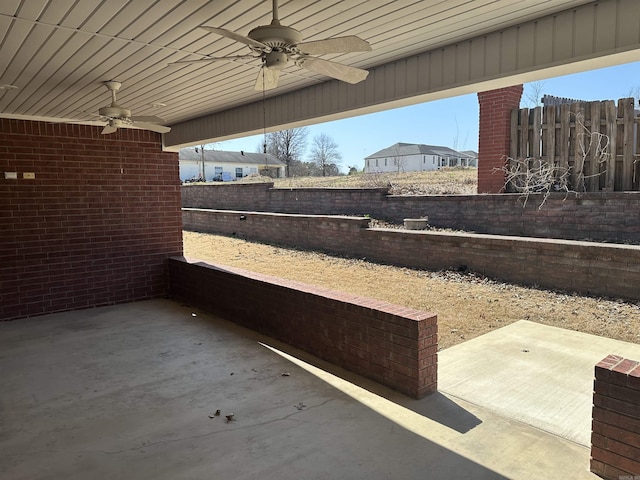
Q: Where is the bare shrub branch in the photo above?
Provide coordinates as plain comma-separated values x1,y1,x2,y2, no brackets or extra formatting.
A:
498,108,611,208
495,157,570,208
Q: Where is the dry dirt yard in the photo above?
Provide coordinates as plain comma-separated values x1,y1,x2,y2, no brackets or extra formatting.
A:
183,231,640,350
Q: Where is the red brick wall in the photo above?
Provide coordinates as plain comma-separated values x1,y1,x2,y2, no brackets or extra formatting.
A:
168,257,438,398
0,119,183,320
591,355,640,478
477,85,523,193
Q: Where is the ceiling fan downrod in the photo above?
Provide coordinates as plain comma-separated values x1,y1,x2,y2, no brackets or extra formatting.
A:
271,0,280,26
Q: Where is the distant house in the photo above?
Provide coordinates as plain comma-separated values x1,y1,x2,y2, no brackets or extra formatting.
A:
364,143,477,173
459,150,478,167
179,148,285,182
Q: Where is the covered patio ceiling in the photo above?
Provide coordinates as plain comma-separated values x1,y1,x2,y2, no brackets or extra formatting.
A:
1,0,639,148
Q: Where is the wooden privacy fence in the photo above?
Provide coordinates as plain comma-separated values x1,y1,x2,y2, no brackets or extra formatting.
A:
509,97,640,192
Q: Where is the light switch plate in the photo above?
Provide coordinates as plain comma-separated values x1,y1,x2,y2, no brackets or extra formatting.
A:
4,172,17,179
23,172,35,179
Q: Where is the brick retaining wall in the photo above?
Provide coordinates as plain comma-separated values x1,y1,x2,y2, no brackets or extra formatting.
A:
181,184,640,243
591,355,640,478
168,257,438,399
183,208,640,302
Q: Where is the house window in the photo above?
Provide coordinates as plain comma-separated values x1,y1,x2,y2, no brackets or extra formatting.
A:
375,159,379,167
384,159,387,166
235,167,243,178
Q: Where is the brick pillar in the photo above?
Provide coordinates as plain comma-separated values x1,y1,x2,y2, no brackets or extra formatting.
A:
591,354,640,478
477,85,523,193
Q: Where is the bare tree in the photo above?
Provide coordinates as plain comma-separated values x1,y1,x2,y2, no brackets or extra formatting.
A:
626,85,640,106
309,133,342,176
390,144,407,172
264,127,308,177
523,80,546,107
451,116,469,152
194,142,218,181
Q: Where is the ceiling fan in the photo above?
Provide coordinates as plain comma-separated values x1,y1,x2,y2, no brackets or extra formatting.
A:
171,0,372,90
92,81,171,135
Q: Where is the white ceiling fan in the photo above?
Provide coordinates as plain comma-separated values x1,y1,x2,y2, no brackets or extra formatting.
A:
92,81,171,135
171,0,372,90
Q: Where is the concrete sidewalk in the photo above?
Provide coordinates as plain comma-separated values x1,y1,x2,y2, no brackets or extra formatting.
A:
0,300,609,479
439,320,640,447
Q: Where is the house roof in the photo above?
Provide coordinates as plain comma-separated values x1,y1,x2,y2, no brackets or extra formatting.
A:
179,149,285,166
460,150,479,159
365,143,467,160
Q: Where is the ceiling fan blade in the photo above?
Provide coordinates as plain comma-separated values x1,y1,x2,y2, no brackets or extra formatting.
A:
168,55,258,66
102,125,117,134
297,36,372,55
254,67,280,91
131,115,165,123
298,57,369,84
131,122,171,134
199,26,268,50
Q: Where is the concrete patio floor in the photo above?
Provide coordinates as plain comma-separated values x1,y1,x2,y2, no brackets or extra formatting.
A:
2,299,628,479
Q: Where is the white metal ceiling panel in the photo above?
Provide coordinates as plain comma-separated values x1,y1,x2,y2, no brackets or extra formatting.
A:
0,0,628,138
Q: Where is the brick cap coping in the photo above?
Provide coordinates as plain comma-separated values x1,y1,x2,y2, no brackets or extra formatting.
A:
182,208,370,222
174,256,436,323
365,227,640,250
597,354,640,377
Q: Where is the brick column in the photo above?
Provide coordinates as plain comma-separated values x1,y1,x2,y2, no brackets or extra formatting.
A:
477,85,523,193
591,354,640,478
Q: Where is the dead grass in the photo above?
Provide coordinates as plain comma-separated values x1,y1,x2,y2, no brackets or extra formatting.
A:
183,231,640,350
235,168,478,195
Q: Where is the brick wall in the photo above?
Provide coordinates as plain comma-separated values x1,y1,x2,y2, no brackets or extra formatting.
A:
183,209,640,302
168,257,438,398
383,193,640,243
182,185,640,244
477,85,523,193
181,182,273,211
591,355,640,478
0,119,183,320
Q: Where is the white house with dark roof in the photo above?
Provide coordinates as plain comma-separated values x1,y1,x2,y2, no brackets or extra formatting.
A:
179,148,285,182
364,143,477,173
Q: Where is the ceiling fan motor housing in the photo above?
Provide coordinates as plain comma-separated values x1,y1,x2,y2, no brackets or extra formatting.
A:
248,24,302,49
99,106,131,119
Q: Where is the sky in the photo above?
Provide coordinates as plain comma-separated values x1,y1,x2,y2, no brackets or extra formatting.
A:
211,61,640,172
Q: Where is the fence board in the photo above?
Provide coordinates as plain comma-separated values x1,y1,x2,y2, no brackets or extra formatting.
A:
544,105,556,167
621,97,635,191
604,101,617,190
532,106,542,163
520,108,530,160
571,102,585,190
559,103,570,176
587,102,601,192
